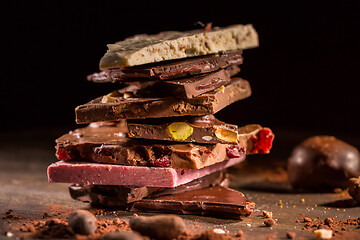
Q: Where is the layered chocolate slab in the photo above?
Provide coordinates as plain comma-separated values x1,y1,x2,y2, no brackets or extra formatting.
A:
47,157,245,187
88,50,243,83
75,78,251,123
55,122,273,169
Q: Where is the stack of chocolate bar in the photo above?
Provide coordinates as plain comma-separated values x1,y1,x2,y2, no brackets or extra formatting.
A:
47,24,274,219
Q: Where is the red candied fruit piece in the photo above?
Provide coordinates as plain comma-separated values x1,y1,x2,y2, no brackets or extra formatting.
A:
226,145,246,158
153,155,171,167
250,128,274,154
55,148,72,161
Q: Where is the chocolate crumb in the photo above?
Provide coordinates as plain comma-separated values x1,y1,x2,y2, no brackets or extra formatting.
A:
324,217,334,225
235,229,244,237
264,218,276,227
286,232,296,239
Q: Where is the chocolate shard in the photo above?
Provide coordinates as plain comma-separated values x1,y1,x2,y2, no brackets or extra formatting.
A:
69,171,228,203
55,122,273,168
88,50,243,83
158,67,239,98
99,24,257,68
128,115,240,144
75,78,251,123
90,186,255,219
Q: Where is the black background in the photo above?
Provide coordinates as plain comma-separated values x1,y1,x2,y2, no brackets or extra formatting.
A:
2,1,360,137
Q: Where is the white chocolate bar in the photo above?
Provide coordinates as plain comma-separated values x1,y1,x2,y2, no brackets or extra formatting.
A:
100,24,258,69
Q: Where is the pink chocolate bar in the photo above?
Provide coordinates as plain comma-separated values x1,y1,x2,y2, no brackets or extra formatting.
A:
47,156,245,188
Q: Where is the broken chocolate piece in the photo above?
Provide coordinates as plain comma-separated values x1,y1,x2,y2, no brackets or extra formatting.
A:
288,136,360,189
47,157,245,188
157,67,239,99
55,122,272,168
90,186,255,219
88,50,243,83
99,24,258,68
75,78,251,123
70,171,228,203
128,115,239,144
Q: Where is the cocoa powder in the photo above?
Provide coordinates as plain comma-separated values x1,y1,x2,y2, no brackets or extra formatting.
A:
300,217,360,239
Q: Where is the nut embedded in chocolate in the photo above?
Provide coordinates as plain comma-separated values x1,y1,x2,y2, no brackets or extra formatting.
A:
288,136,360,189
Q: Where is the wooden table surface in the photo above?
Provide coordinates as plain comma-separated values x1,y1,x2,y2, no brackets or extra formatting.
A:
1,127,360,239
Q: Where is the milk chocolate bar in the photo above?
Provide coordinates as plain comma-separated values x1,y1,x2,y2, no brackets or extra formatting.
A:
88,50,243,83
47,157,245,187
99,24,258,68
55,122,273,169
75,78,251,123
128,117,275,148
128,115,240,144
89,186,255,219
69,171,228,203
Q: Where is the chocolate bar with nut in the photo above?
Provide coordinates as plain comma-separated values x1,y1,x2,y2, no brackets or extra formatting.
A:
55,122,273,169
128,115,240,144
75,78,251,123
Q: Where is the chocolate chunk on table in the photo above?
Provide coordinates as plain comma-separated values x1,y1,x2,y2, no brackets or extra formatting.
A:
88,50,243,83
69,171,228,203
288,136,360,189
75,78,251,123
89,186,255,219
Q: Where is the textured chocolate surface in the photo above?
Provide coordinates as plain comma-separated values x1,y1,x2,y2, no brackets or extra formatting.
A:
88,50,243,83
75,78,251,123
55,122,272,168
69,171,228,203
288,136,360,189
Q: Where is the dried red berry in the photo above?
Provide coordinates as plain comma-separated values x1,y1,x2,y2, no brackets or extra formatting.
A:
55,148,71,161
250,129,274,154
153,155,171,167
226,145,245,158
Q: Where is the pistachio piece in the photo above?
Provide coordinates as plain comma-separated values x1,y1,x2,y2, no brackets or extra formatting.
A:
167,122,194,140
214,127,238,143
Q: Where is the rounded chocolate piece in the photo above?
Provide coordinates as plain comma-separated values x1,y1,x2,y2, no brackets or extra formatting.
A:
68,210,97,235
287,136,360,190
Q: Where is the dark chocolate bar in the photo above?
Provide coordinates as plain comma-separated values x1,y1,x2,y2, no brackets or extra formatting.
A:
55,122,273,169
128,115,240,144
89,186,255,219
69,171,228,203
158,66,239,98
75,78,251,123
88,50,243,83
